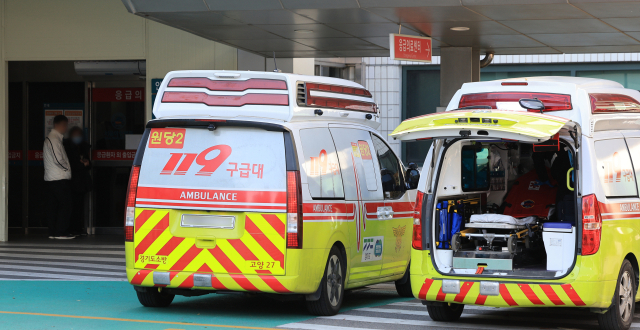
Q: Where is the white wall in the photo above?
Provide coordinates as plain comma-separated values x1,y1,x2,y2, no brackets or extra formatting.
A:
4,0,146,61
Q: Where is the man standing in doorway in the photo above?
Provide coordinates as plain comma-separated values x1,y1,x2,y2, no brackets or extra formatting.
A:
43,115,75,239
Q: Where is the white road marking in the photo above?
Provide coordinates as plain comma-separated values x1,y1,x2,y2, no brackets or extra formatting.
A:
0,270,126,281
278,323,376,330
0,247,124,255
0,258,126,271
0,253,124,263
0,263,125,276
356,307,429,316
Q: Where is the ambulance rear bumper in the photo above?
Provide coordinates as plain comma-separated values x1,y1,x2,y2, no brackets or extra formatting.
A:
410,274,615,308
126,268,308,294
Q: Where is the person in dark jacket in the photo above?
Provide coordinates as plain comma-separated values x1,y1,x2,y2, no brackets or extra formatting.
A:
64,126,92,236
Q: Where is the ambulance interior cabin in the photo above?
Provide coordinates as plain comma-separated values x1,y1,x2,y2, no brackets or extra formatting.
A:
432,135,577,278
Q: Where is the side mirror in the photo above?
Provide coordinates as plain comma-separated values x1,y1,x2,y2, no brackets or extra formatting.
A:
406,162,420,189
519,98,545,113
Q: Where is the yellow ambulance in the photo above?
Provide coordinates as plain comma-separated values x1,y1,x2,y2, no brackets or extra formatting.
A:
125,70,417,315
392,77,640,330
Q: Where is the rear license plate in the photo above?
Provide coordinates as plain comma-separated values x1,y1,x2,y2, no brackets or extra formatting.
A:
181,214,235,229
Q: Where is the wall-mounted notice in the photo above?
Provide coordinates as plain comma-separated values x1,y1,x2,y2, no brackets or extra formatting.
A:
43,103,84,138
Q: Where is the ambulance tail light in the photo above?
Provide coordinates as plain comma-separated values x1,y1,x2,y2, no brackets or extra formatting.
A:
412,191,425,250
581,194,602,256
124,165,140,242
459,92,572,111
286,171,303,249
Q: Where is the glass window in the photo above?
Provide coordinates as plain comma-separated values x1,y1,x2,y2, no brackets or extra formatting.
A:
461,146,490,192
355,140,378,191
329,128,382,201
299,128,345,199
594,139,637,198
618,138,640,197
371,134,405,199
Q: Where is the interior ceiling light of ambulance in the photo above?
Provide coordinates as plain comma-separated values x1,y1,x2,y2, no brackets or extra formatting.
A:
590,93,640,114
459,92,572,112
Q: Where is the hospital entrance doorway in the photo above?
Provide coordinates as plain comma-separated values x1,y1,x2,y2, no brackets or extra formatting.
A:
7,61,146,238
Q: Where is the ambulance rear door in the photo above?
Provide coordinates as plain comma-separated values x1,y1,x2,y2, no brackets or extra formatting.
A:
133,123,288,278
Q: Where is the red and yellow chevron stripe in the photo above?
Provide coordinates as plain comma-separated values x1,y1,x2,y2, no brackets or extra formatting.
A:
131,208,289,293
418,278,586,307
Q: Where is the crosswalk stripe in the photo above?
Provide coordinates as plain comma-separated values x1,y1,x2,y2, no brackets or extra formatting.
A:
0,259,125,271
388,302,423,307
318,315,482,328
356,307,429,316
0,264,125,276
0,253,123,263
278,324,375,330
0,247,124,255
0,270,126,281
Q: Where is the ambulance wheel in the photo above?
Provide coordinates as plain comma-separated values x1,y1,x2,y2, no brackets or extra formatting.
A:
395,265,413,297
451,233,461,253
306,247,345,316
425,301,464,321
135,287,175,307
598,260,636,330
507,236,517,254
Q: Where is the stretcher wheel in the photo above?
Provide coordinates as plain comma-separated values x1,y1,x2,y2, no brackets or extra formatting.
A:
451,233,461,253
524,236,531,249
507,236,517,254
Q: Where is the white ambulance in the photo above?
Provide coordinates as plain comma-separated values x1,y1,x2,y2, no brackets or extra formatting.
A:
391,76,640,330
125,70,417,315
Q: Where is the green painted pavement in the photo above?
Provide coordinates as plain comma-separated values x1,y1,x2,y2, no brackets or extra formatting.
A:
0,281,412,329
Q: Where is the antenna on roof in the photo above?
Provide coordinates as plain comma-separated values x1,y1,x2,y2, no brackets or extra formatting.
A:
272,52,281,73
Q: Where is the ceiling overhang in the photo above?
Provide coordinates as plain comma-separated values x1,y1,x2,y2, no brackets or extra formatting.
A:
121,0,640,58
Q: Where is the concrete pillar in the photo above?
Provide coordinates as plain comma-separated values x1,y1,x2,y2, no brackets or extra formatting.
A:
0,0,7,242
439,47,480,108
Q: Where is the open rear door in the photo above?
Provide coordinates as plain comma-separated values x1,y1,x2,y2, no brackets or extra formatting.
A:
390,110,575,143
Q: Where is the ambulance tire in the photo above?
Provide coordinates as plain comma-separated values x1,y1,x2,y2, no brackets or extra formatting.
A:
136,287,175,307
395,266,413,297
306,247,345,316
598,260,636,330
425,301,464,322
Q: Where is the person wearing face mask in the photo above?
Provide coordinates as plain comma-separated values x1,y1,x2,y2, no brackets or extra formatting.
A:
64,126,92,236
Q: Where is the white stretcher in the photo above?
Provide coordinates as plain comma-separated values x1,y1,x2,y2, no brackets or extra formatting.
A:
467,214,537,230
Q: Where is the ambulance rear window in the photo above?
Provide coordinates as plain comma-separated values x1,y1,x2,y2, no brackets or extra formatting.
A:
136,126,286,211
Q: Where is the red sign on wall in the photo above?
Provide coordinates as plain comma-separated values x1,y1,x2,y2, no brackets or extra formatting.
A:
389,34,432,63
92,88,144,102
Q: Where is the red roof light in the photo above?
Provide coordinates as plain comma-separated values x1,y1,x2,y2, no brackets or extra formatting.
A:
168,78,287,91
162,92,289,107
459,92,572,112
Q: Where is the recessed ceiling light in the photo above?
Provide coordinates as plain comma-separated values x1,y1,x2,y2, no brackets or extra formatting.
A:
294,29,314,34
450,26,470,31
